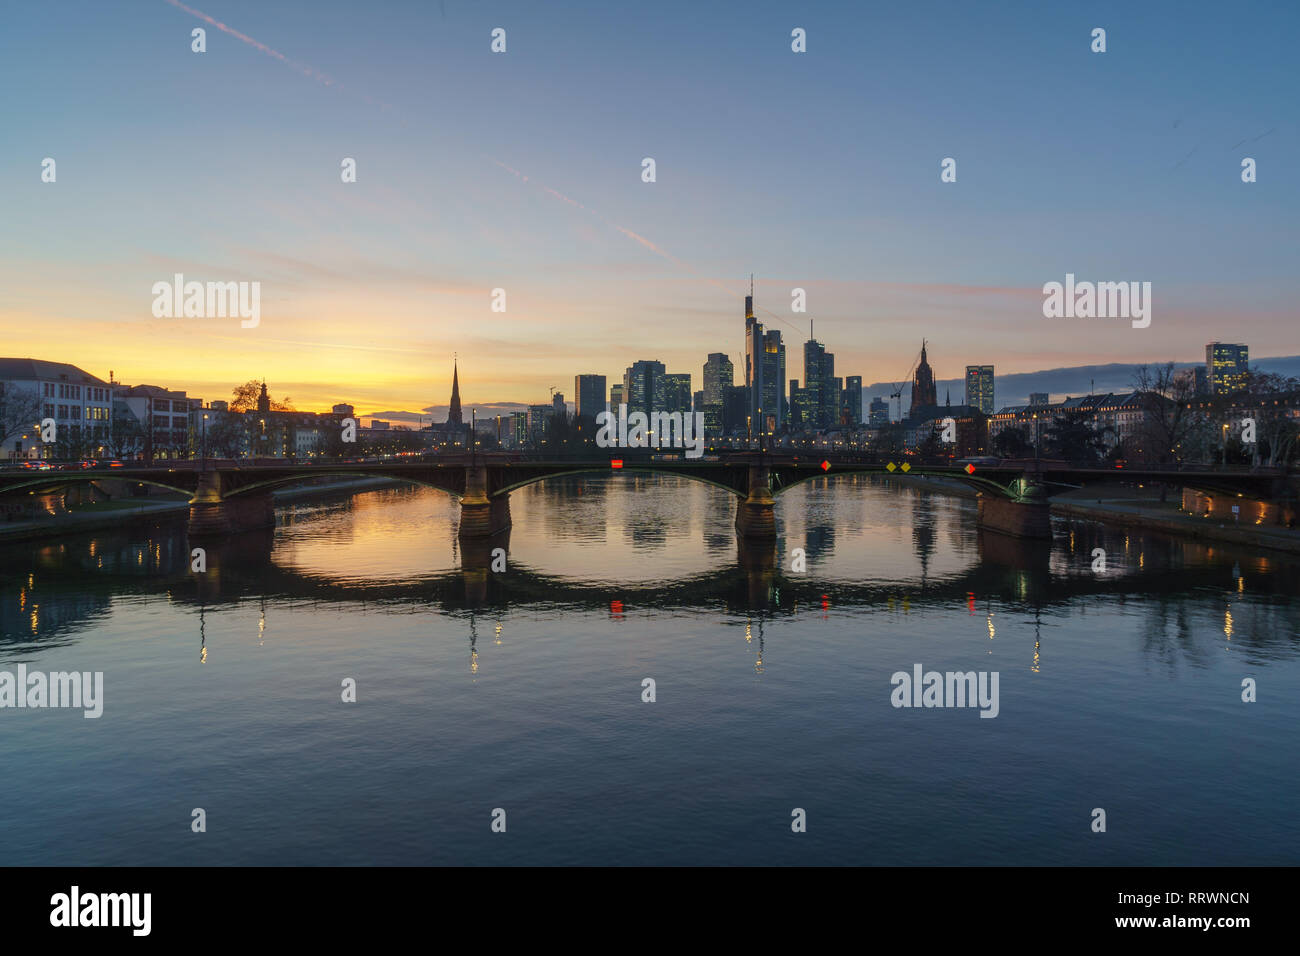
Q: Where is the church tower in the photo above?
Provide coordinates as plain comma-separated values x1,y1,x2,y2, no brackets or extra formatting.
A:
447,358,463,426
910,340,937,414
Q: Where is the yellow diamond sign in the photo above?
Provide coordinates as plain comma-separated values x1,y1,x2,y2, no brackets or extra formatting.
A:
901,463,911,473
886,462,897,472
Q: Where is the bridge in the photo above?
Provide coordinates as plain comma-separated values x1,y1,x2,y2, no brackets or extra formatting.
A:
0,453,1294,540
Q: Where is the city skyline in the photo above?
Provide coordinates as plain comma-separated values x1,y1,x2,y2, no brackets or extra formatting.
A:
2,1,1296,414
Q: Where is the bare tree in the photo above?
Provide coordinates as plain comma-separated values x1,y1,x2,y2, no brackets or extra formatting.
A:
229,380,295,413
1219,369,1300,467
1131,363,1210,464
0,383,44,458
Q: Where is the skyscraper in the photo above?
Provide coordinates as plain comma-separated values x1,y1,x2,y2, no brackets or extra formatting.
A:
663,373,692,413
1206,342,1249,394
868,396,889,425
761,328,786,430
910,341,937,415
844,375,863,427
789,378,807,430
722,384,748,436
802,338,836,429
703,353,733,406
609,383,625,407
574,374,606,420
742,280,786,434
744,279,762,427
964,365,994,415
623,360,666,417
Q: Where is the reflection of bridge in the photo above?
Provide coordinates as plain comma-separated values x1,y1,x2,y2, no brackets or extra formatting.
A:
1,453,1293,540
9,513,1300,622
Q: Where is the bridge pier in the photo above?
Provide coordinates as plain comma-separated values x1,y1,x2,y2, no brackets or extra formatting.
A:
458,464,512,539
735,462,776,539
976,483,1052,539
187,472,276,536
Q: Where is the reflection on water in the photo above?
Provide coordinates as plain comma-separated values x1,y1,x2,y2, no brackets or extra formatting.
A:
1,475,1298,865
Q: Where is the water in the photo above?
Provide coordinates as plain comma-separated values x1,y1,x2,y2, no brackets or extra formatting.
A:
1,475,1297,865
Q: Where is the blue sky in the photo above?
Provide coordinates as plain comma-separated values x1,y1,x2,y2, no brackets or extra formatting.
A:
1,0,1295,413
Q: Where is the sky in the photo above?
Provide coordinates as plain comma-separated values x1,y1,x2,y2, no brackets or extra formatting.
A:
1,0,1296,418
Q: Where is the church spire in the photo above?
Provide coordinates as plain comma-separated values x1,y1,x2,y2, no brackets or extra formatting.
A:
447,357,463,426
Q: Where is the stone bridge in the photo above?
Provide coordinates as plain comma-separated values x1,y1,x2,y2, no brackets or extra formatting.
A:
0,453,1293,540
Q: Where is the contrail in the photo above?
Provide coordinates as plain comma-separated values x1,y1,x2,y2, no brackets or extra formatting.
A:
487,157,808,336
162,1,802,334
161,0,393,110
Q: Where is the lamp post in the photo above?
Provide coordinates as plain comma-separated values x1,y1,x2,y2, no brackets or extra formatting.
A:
201,412,209,471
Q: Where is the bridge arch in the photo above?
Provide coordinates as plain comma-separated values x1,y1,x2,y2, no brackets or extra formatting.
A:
223,469,464,500
491,465,746,498
767,466,1021,500
0,474,196,498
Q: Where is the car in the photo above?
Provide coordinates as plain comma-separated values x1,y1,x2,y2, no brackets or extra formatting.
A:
21,460,53,471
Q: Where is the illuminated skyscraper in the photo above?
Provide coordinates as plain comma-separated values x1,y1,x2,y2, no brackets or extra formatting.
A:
743,279,785,434
624,360,666,416
703,353,733,406
663,373,692,413
964,365,994,415
803,337,837,429
1206,342,1249,394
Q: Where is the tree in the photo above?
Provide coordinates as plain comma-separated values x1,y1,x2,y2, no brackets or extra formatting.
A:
1221,370,1300,467
1131,363,1209,464
0,383,43,457
916,423,944,460
1043,411,1106,465
229,380,295,413
204,416,246,458
874,423,905,458
53,424,97,461
992,425,1032,458
105,414,145,459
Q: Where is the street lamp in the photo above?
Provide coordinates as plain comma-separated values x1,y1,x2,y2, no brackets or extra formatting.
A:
201,412,209,470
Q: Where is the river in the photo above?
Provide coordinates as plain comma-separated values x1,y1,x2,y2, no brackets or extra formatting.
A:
1,475,1296,865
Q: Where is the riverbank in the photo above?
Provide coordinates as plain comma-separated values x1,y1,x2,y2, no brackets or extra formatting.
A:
0,477,405,543
888,473,1300,555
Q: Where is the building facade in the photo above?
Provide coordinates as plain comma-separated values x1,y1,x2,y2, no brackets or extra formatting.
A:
964,365,995,415
574,374,606,421
0,358,113,460
1206,342,1249,394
